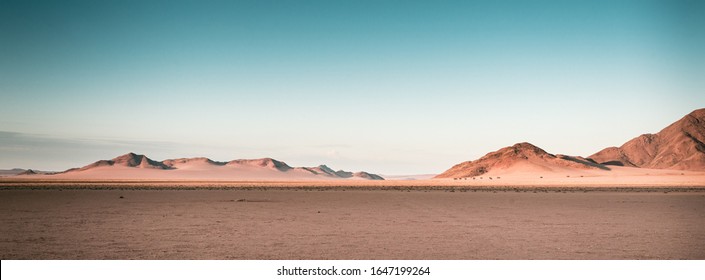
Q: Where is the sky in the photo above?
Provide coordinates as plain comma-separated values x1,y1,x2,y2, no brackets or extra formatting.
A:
1,0,704,174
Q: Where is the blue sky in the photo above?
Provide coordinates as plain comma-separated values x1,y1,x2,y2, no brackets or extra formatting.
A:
1,0,703,174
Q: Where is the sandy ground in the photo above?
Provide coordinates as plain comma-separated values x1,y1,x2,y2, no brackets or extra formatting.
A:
6,164,705,186
4,165,705,187
1,188,704,259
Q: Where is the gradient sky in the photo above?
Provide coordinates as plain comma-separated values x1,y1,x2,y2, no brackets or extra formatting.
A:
1,0,704,174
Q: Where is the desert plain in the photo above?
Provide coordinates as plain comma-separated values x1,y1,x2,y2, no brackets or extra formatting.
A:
1,175,705,260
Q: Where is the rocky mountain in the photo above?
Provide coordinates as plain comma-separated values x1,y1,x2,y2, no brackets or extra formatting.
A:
589,108,705,170
435,142,608,178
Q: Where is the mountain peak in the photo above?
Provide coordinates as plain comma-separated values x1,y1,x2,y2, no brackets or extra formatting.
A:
18,169,38,175
317,165,335,174
502,142,552,157
77,153,170,170
113,152,143,163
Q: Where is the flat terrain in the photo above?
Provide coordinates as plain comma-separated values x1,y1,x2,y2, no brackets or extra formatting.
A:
4,167,705,187
1,188,704,259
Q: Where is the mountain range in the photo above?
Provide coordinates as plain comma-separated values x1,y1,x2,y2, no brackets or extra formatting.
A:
5,108,704,181
10,153,384,180
436,108,705,178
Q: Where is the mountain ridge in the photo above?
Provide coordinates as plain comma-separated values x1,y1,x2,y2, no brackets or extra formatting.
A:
436,108,705,178
52,153,384,180
589,108,705,170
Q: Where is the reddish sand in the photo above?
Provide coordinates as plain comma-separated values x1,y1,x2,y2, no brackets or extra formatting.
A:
6,160,705,187
1,189,703,259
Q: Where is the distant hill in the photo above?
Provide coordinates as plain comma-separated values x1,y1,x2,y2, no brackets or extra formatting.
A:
0,168,28,176
0,168,53,176
76,152,171,170
32,153,384,180
297,165,383,180
589,108,705,170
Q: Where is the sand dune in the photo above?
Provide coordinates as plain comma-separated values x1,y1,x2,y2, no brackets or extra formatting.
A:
590,108,705,170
